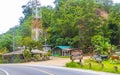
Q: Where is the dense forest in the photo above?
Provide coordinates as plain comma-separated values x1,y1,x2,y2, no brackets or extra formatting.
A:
0,0,120,54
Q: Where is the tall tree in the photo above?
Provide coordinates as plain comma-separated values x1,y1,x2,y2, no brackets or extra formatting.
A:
108,3,120,45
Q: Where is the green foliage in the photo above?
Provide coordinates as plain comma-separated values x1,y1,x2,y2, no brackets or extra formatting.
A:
66,59,120,74
0,34,13,52
22,4,32,20
45,50,51,56
42,6,54,28
0,55,3,63
48,0,100,47
14,36,23,47
91,35,111,54
96,0,113,12
0,0,120,54
23,37,36,50
13,55,24,63
33,54,42,61
57,56,69,58
16,16,32,37
66,61,80,68
0,47,8,55
108,3,120,45
36,40,43,50
0,15,32,52
23,49,32,62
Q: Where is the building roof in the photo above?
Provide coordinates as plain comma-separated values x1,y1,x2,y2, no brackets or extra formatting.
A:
3,49,46,56
31,49,46,54
57,46,71,49
3,50,23,56
56,46,72,51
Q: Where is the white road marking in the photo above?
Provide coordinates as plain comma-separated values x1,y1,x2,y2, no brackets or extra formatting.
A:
0,68,9,75
0,65,54,75
30,67,54,75
24,65,119,75
22,66,54,75
1,64,118,75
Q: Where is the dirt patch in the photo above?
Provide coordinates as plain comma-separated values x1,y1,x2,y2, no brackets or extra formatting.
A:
23,56,90,67
23,57,70,66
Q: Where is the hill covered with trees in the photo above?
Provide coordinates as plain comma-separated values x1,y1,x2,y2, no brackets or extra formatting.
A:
0,0,120,54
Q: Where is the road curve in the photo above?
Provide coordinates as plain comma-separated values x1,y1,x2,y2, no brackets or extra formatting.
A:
0,64,119,75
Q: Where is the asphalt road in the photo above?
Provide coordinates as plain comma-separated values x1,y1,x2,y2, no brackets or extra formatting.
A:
0,64,119,75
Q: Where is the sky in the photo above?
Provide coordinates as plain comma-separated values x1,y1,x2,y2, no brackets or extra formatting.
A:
0,0,55,34
0,0,120,34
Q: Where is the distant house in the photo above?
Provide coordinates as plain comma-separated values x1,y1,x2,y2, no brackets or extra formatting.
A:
3,50,23,56
52,46,72,56
3,49,46,57
43,45,52,52
2,50,24,63
2,49,46,63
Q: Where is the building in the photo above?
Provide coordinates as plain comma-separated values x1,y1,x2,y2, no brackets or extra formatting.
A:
52,46,72,56
43,45,52,52
2,49,46,63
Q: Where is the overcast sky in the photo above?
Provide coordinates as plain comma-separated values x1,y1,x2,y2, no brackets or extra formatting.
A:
0,0,54,34
0,0,120,34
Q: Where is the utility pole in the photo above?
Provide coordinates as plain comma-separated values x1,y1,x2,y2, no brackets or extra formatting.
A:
30,0,42,41
13,32,15,51
44,31,47,51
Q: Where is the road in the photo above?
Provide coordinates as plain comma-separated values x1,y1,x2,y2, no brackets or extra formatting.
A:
0,64,119,75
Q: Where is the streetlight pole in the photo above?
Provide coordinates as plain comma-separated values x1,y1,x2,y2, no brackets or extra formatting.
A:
13,32,14,51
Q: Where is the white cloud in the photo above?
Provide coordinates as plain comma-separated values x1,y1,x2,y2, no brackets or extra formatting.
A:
113,0,120,3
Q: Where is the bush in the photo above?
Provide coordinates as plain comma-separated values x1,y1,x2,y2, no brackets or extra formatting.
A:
13,55,24,63
23,49,32,62
66,61,80,68
91,35,111,55
0,55,3,63
45,50,51,56
66,59,120,74
33,54,42,61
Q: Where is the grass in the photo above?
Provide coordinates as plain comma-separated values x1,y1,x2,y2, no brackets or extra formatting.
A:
57,56,70,58
66,59,120,74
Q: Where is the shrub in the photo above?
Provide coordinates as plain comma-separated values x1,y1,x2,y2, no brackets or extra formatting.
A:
0,55,3,63
13,55,24,63
66,59,120,74
45,50,51,56
33,54,42,61
23,49,32,62
91,35,111,55
66,61,80,68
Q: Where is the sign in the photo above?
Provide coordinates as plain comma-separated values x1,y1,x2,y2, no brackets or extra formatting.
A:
70,49,83,61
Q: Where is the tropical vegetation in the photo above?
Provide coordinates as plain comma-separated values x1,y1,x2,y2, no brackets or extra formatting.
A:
0,0,120,56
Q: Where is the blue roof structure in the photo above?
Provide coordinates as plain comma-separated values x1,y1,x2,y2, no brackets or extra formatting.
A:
57,46,71,49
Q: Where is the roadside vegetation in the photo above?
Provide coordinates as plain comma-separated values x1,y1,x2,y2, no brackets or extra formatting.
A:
57,56,70,58
66,59,120,74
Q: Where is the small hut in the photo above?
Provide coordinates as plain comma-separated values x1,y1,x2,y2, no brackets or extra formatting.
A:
43,45,52,52
2,50,24,63
52,46,72,56
2,49,47,63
